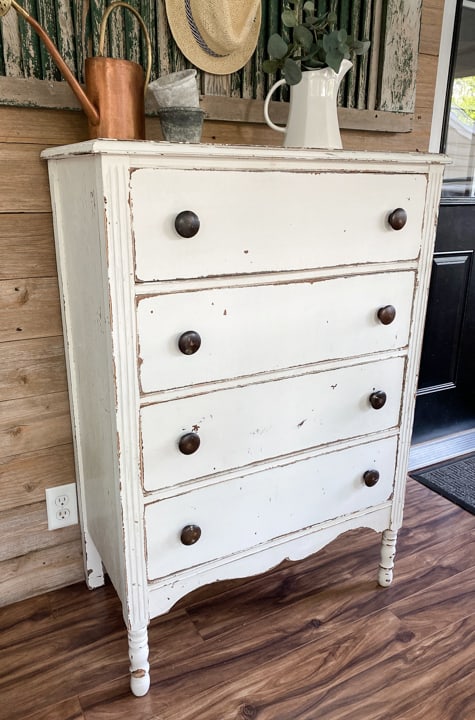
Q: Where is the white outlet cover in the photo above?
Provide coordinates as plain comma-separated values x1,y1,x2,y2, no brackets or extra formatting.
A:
45,483,79,530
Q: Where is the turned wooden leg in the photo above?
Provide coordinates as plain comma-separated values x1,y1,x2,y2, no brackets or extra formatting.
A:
128,627,150,696
378,529,398,587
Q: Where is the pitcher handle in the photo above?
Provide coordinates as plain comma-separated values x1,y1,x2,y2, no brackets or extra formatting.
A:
263,79,287,134
98,1,152,95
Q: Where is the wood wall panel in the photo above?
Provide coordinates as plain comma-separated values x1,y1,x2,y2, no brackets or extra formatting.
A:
0,278,62,342
0,106,89,144
0,214,57,280
0,0,445,607
0,541,84,608
0,144,52,212
0,391,72,459
0,336,67,400
0,444,76,513
420,0,447,56
0,502,80,562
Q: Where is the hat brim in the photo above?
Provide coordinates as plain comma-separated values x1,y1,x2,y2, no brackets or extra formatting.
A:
164,0,261,75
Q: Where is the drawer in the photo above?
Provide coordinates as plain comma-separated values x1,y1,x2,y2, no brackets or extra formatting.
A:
145,435,397,580
141,357,404,492
130,169,426,281
137,271,415,393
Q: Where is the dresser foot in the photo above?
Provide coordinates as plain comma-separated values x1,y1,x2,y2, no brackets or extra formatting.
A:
128,627,150,696
378,529,398,587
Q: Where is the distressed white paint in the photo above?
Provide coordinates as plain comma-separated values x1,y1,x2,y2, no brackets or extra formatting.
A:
141,357,406,492
128,627,150,697
145,436,398,580
137,271,415,393
378,528,398,586
130,168,427,281
42,140,447,696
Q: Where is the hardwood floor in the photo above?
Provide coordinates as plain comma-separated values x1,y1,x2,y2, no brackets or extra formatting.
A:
1,477,475,720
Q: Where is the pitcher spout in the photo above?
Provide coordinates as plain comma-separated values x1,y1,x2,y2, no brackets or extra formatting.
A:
336,58,353,85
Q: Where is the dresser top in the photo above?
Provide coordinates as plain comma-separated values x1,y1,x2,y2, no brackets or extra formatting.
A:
41,139,449,172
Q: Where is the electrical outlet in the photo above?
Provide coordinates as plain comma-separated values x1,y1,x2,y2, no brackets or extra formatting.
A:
45,483,79,530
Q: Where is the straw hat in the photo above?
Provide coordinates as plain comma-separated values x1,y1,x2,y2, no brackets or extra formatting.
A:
165,0,261,75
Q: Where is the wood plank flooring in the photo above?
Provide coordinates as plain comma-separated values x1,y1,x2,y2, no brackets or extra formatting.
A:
1,476,475,720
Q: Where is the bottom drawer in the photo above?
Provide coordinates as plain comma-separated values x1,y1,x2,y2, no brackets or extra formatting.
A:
145,436,397,581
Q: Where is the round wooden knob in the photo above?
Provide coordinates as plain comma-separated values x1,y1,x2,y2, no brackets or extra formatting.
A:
363,469,380,487
178,432,200,455
369,390,387,409
178,331,201,355
388,208,407,230
377,305,396,325
180,524,201,545
175,210,200,238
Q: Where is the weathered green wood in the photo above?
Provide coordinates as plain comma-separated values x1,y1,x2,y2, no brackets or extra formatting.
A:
378,0,422,113
17,0,41,77
254,0,267,98
356,0,372,109
0,25,4,76
36,0,61,79
0,0,422,117
156,0,170,77
109,1,126,60
1,12,23,77
345,0,361,107
139,0,156,80
156,0,187,82
54,0,76,78
242,52,253,100
265,0,280,95
15,11,32,76
202,72,231,97
70,0,88,82
337,0,351,105
90,0,106,58
366,0,382,110
338,0,352,33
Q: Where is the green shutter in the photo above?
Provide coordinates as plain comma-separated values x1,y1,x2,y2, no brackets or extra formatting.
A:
0,0,421,117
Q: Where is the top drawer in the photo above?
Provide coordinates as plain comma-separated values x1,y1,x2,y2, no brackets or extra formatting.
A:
130,169,426,281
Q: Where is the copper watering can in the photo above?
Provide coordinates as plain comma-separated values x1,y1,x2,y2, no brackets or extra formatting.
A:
0,0,152,139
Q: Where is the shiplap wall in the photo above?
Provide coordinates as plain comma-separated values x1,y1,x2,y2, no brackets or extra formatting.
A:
0,0,444,608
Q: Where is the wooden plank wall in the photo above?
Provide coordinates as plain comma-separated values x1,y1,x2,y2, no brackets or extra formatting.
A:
0,0,445,608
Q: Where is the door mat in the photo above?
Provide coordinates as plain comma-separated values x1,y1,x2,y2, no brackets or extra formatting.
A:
410,453,475,515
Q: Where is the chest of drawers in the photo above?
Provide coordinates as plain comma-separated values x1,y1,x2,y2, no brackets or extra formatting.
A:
42,140,445,696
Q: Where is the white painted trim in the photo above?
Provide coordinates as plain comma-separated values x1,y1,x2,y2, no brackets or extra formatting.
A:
429,0,458,152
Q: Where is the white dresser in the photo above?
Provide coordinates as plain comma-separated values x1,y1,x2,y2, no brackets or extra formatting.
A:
42,140,445,695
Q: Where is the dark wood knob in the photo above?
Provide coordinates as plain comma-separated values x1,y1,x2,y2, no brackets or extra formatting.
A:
369,390,387,409
175,210,200,238
180,524,201,545
388,208,407,230
178,432,200,454
363,469,380,487
377,305,396,325
178,331,201,355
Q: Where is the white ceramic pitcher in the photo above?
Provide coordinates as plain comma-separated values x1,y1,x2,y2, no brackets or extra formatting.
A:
263,59,352,149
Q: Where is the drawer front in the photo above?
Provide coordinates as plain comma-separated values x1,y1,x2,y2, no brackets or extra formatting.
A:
141,357,404,492
145,435,397,580
130,169,426,281
137,271,414,393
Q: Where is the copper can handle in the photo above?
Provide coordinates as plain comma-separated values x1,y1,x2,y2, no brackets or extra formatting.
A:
98,1,152,95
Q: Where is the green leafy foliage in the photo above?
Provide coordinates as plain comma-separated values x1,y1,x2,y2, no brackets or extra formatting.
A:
264,0,370,85
452,76,475,121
